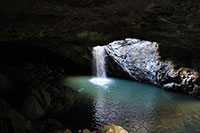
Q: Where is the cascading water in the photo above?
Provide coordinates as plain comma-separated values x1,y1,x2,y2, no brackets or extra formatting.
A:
92,46,107,78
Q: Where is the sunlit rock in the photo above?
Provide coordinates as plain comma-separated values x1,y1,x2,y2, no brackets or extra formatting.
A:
105,38,162,84
105,38,200,96
98,124,128,133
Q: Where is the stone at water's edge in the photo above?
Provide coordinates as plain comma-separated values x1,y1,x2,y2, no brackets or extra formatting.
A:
98,125,128,133
59,125,128,133
105,38,200,96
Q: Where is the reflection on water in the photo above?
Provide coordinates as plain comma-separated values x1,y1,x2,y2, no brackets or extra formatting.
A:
63,76,200,133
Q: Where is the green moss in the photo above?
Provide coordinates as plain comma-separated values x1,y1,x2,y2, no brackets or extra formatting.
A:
76,31,108,41
76,31,88,39
88,31,104,41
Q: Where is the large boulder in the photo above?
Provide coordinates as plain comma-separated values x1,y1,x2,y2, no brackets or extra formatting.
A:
21,89,50,119
21,95,45,119
0,98,28,133
105,38,199,96
47,86,77,117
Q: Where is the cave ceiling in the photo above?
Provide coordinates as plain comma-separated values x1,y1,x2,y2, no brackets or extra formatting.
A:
0,0,200,51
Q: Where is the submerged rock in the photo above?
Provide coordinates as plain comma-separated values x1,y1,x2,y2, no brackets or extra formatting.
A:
105,38,199,96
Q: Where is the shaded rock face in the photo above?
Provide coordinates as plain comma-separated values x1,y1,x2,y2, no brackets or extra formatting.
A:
0,44,79,133
47,86,77,117
105,38,200,96
0,98,27,133
0,0,200,52
21,89,51,119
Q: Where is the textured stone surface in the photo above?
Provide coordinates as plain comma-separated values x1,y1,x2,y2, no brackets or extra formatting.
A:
47,86,77,117
21,94,45,119
0,98,27,133
98,124,128,133
0,0,200,49
105,38,200,96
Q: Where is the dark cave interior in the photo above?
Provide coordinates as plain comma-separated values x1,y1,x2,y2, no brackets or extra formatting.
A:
0,0,200,133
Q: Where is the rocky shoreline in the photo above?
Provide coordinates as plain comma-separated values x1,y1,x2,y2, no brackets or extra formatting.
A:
53,125,128,133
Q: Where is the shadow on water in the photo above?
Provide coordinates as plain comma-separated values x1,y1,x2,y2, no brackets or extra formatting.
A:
62,97,95,132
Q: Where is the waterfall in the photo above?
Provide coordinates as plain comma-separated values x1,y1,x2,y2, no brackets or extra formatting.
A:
92,46,107,77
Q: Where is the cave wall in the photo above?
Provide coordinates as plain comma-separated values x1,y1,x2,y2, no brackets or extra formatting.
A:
0,0,200,60
0,1,200,132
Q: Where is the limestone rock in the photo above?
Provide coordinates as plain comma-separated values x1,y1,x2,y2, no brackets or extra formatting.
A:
98,124,128,133
105,38,162,84
105,38,200,96
82,129,91,133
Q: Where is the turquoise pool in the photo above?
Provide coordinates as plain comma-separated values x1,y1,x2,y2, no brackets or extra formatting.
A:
63,76,200,132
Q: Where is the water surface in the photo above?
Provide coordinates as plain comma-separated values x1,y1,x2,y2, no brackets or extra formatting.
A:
63,76,200,133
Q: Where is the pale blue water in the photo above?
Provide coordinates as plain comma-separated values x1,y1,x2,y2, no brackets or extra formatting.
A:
63,76,200,133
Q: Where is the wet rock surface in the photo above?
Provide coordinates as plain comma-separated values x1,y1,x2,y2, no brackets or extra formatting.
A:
105,38,200,97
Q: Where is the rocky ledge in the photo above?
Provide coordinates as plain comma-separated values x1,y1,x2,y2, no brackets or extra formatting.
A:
105,38,200,97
